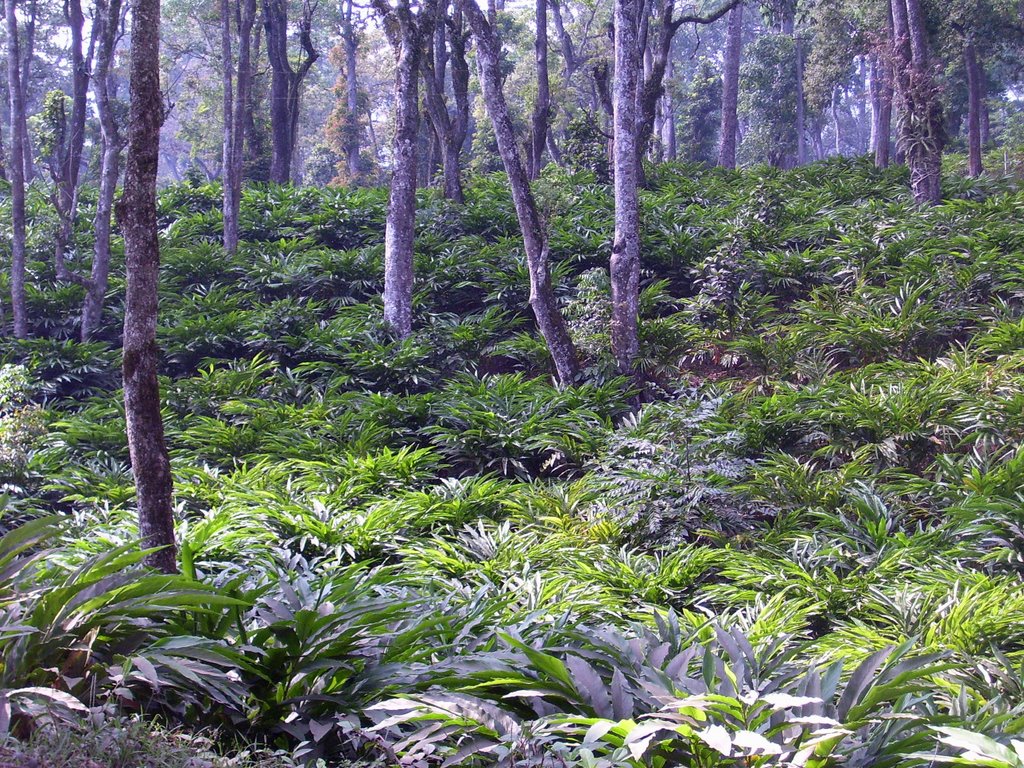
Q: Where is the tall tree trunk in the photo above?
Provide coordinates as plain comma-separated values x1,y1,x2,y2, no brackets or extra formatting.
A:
118,0,177,574
782,13,806,165
81,0,124,340
374,0,431,337
831,86,842,155
264,0,318,183
53,0,91,284
964,42,983,178
5,0,28,339
18,0,36,183
717,0,742,169
422,2,466,202
462,0,580,384
870,53,892,168
221,0,255,252
341,0,361,180
660,56,676,161
890,0,942,204
0,114,7,181
221,0,238,251
528,0,550,178
611,0,641,376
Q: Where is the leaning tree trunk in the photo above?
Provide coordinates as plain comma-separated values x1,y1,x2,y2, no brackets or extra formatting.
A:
118,0,177,574
5,0,29,339
422,4,466,203
82,0,124,340
718,0,742,169
528,0,550,179
462,0,580,384
964,42,983,178
611,0,641,376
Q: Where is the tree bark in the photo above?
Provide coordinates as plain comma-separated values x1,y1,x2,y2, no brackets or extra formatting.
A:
18,0,36,183
373,0,434,337
870,53,892,168
53,0,92,285
717,0,742,169
462,0,580,384
611,0,641,376
118,0,177,573
660,56,676,161
889,0,942,204
421,1,467,202
528,0,550,178
222,0,255,252
341,0,361,180
81,0,124,340
264,0,319,183
964,42,983,178
5,0,29,339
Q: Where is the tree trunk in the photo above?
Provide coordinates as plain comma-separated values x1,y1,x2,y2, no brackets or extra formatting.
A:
5,0,28,339
221,0,255,252
53,0,91,284
118,0,177,574
890,0,942,204
528,0,550,179
782,13,806,166
717,0,742,169
660,56,676,161
18,0,36,183
421,3,466,202
81,0,124,340
264,0,318,183
611,0,641,376
342,0,361,180
870,54,892,168
965,42,983,178
221,0,237,251
376,0,428,338
462,0,580,384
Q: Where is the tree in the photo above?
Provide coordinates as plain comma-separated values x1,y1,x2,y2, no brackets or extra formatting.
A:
528,0,551,178
372,0,437,337
82,0,126,340
421,0,470,202
889,0,943,204
118,0,177,573
264,0,319,183
718,0,743,168
223,0,257,252
461,0,581,384
611,0,641,375
5,0,29,339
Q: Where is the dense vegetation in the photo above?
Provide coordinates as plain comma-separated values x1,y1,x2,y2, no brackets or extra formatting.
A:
2,157,1024,766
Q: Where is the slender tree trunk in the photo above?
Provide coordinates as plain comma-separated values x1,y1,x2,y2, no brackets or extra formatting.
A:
528,0,550,178
422,4,466,202
718,0,742,169
965,42,983,177
379,1,425,338
221,0,238,251
82,0,124,340
0,115,7,181
660,56,676,161
832,87,842,155
611,0,641,376
53,0,91,284
18,0,36,183
118,0,177,574
462,0,580,384
783,13,806,166
5,0,28,339
870,53,893,168
342,0,361,180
